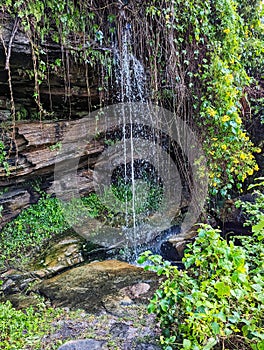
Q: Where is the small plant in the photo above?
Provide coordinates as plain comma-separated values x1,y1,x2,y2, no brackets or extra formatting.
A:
49,142,62,151
0,141,10,176
234,177,264,275
236,177,264,227
110,177,163,216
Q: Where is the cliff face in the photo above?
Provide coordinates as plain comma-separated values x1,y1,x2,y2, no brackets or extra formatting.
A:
0,119,106,228
0,13,106,122
0,13,109,227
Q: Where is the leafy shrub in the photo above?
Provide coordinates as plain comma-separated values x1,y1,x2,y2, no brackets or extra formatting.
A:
139,186,264,350
234,177,264,276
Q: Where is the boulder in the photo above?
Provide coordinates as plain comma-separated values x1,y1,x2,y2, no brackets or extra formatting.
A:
38,260,160,313
31,231,87,277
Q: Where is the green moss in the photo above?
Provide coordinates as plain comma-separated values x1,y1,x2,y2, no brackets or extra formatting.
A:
0,195,68,268
0,193,106,268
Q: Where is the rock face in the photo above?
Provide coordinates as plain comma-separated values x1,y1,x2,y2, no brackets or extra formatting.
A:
0,13,109,228
0,118,105,228
0,119,105,184
38,260,160,313
31,231,87,278
0,14,103,121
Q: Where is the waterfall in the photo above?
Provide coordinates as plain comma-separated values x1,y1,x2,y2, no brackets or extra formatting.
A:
112,24,148,258
114,25,146,103
54,20,208,264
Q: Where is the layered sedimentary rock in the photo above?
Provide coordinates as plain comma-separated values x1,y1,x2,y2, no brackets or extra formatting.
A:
0,119,105,228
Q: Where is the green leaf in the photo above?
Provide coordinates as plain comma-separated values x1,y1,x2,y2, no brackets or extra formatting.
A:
137,255,146,264
252,219,264,233
147,303,156,314
228,311,241,323
214,311,226,322
211,322,220,335
160,299,168,312
183,339,192,349
257,340,264,349
203,337,218,350
214,281,231,297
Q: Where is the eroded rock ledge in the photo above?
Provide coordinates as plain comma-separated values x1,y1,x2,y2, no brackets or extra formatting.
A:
0,118,107,227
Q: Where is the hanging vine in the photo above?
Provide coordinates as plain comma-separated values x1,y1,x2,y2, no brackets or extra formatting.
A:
0,0,263,195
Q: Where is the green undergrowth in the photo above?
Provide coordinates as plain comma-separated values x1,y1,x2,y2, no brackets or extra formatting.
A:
0,297,125,350
0,195,68,268
0,178,162,268
0,193,103,269
0,289,154,350
139,179,264,350
0,298,65,350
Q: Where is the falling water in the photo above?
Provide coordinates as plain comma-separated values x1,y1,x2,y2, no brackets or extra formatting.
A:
54,16,206,266
113,24,147,257
114,25,146,103
108,24,182,263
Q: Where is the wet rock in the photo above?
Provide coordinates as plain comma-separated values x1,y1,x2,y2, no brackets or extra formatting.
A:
110,322,129,338
168,228,198,258
58,339,107,350
1,293,42,309
160,241,181,261
1,278,17,294
219,194,257,236
38,260,159,313
31,231,87,277
0,231,87,298
0,269,38,296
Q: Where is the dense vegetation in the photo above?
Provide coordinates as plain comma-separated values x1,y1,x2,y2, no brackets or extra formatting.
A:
0,298,65,350
0,181,263,349
0,1,263,349
0,180,162,268
0,192,109,268
0,0,263,195
139,179,264,350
